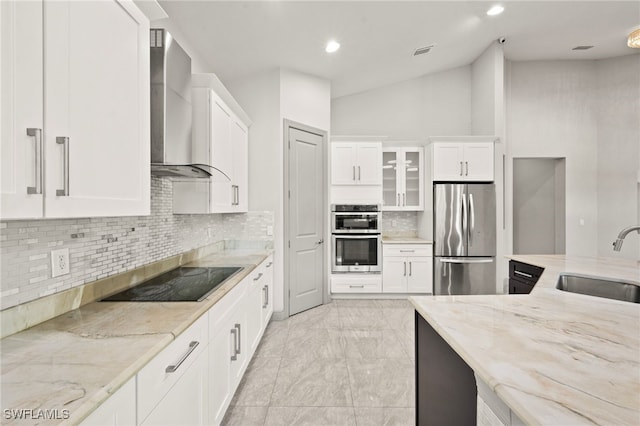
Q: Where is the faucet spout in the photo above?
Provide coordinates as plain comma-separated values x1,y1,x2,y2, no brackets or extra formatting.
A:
613,225,640,252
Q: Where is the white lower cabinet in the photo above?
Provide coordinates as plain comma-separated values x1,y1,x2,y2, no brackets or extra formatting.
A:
137,315,208,425
331,273,382,293
382,244,433,294
80,376,136,426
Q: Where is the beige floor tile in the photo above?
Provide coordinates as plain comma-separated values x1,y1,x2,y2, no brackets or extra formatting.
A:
347,358,415,407
374,299,413,309
334,299,380,308
264,407,357,426
288,304,341,329
222,406,269,426
230,357,281,406
341,329,407,359
284,327,345,359
338,307,389,330
353,407,415,426
270,357,352,407
255,322,289,358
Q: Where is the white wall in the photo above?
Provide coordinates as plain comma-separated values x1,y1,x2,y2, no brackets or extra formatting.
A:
331,65,472,139
507,60,600,257
595,54,640,259
152,17,213,73
228,69,330,314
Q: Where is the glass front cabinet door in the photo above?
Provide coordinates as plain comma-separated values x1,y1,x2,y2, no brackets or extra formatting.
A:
382,147,424,211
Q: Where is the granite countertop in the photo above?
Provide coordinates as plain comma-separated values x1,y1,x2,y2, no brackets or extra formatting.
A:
410,255,640,425
382,236,433,244
0,248,273,425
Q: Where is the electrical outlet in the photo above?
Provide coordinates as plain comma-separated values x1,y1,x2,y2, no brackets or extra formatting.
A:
266,225,273,236
51,248,70,278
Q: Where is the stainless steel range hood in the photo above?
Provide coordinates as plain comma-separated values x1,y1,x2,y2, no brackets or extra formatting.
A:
150,28,217,179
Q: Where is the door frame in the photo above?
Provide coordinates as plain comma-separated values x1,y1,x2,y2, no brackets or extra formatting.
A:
281,119,329,319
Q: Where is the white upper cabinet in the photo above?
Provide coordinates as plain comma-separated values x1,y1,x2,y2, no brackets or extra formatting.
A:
1,0,150,219
382,147,424,211
432,142,494,182
174,78,250,214
331,142,382,185
1,0,44,219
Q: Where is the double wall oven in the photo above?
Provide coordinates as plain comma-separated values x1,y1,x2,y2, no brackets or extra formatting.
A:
331,204,382,273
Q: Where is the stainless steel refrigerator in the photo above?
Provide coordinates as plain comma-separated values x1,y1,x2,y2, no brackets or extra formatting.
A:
433,183,496,295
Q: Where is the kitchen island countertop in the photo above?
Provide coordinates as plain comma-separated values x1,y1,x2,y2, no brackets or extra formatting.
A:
0,247,273,425
410,255,640,425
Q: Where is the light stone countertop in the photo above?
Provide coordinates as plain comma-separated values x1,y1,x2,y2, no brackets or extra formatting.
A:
410,255,640,426
382,236,433,244
0,248,273,426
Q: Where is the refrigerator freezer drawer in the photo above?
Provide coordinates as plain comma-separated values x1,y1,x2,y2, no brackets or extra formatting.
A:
434,257,497,295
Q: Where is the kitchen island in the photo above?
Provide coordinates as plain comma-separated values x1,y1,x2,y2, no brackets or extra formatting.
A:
410,255,640,425
1,244,273,425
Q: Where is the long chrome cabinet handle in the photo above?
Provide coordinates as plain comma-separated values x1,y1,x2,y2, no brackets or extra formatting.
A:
440,257,494,264
403,261,407,276
459,161,463,176
230,328,238,361
352,166,356,181
165,341,199,373
26,128,43,195
397,193,400,206
403,193,405,206
514,270,533,279
465,161,469,176
262,285,268,308
266,262,273,268
409,262,412,276
349,284,364,289
253,272,263,282
235,323,242,355
56,137,70,196
358,166,361,181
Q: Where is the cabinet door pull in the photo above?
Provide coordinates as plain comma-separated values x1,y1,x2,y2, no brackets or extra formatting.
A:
253,272,263,281
399,249,415,253
230,328,238,361
165,341,199,373
349,284,364,289
56,137,70,196
26,128,43,195
266,261,273,268
262,285,268,308
353,166,356,181
235,323,242,355
460,161,463,176
403,261,407,276
358,165,361,181
403,193,406,206
409,262,412,276
465,161,469,176
397,193,400,206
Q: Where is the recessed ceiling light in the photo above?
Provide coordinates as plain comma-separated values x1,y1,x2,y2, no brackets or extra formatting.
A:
486,5,504,16
325,40,340,53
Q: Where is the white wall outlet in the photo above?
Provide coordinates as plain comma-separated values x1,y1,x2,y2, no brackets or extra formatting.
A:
51,248,70,278
266,225,273,236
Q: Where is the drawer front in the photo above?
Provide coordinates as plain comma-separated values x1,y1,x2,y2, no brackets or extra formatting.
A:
137,314,208,423
509,278,534,295
331,275,382,293
384,244,432,257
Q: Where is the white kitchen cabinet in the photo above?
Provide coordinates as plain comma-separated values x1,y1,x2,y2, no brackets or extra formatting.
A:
1,0,150,219
140,348,208,426
261,257,274,325
208,276,249,425
80,376,136,426
246,255,274,354
382,244,433,294
432,142,494,182
331,142,382,185
173,87,250,214
137,315,208,424
382,147,424,211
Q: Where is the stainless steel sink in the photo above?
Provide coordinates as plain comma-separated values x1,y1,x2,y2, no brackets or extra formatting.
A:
556,273,640,303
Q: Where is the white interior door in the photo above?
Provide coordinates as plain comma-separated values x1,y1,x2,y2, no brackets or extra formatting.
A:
288,125,325,316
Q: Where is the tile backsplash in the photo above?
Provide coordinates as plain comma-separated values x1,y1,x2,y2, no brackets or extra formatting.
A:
0,178,273,310
381,211,418,237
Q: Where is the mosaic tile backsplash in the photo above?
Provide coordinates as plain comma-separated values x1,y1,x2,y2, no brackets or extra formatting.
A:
381,211,418,237
0,178,274,310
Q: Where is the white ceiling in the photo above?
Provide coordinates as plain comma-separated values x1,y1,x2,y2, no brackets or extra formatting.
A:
158,1,640,98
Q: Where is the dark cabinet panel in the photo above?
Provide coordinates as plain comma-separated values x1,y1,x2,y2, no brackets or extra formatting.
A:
415,312,476,425
508,260,544,294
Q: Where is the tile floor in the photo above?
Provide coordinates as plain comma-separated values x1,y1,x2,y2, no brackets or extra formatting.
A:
222,299,416,426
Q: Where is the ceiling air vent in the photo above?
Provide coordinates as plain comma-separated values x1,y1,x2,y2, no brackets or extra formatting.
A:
413,44,435,56
572,45,594,50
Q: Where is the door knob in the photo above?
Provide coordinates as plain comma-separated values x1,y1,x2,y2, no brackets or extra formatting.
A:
316,239,324,245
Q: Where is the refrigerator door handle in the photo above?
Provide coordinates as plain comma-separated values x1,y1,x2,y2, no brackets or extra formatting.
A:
439,257,494,264
469,193,475,247
461,192,467,250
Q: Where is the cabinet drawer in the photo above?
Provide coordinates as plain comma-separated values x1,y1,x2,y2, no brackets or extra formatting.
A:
509,260,544,284
383,244,432,257
331,274,382,293
137,314,208,423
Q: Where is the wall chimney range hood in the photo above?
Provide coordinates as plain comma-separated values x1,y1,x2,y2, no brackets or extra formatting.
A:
150,28,227,180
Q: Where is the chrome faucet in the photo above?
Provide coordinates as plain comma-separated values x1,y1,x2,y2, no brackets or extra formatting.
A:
613,225,640,251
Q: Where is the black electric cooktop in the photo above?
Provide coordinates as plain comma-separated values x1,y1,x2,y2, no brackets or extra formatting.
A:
101,266,243,302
